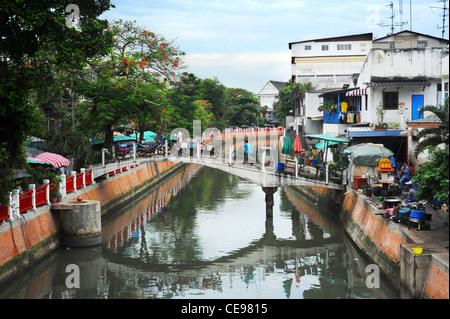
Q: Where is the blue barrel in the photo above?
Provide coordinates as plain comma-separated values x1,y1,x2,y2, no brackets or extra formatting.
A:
398,207,410,217
410,210,426,220
276,163,285,171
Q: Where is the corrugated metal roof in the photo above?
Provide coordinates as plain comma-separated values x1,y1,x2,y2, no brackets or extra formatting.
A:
347,128,406,138
365,80,430,87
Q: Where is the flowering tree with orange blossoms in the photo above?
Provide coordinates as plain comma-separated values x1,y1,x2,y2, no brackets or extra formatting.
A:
76,19,184,148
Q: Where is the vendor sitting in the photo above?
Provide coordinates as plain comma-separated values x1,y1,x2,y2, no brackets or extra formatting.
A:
407,182,419,202
399,162,411,190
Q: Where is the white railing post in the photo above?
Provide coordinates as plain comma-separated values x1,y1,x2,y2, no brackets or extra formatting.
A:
29,184,36,211
197,142,200,161
165,140,168,158
8,190,20,221
261,150,266,172
43,179,50,204
81,168,86,189
295,160,299,178
102,148,107,168
229,146,233,165
72,171,77,192
90,165,96,185
60,174,66,198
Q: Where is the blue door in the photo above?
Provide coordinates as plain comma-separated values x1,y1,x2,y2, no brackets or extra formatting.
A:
412,95,424,121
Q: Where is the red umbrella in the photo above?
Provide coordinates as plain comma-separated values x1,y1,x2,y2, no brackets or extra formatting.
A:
294,134,303,154
27,152,70,169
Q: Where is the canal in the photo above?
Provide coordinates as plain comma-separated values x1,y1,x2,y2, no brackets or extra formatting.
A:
0,165,399,299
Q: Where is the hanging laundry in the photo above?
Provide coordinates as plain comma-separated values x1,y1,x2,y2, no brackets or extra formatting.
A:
341,101,348,112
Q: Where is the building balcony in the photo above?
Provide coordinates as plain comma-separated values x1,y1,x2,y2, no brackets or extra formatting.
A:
323,111,360,124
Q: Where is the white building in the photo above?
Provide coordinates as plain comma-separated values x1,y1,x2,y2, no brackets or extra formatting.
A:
256,80,286,126
349,30,448,164
290,30,448,166
289,33,373,90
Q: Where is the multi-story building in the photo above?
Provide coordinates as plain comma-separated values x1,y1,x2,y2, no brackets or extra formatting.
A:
324,30,448,164
289,30,448,166
289,33,373,90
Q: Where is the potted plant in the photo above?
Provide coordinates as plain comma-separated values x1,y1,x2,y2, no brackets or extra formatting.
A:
51,190,61,203
51,175,62,203
375,103,387,130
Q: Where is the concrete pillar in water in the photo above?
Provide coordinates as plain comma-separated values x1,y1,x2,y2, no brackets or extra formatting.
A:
54,200,102,247
262,187,277,217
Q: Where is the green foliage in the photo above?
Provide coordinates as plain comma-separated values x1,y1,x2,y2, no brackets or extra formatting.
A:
168,73,203,132
75,19,184,147
412,146,449,205
0,0,114,200
199,78,227,129
224,88,262,127
414,97,449,156
45,129,94,170
276,82,314,125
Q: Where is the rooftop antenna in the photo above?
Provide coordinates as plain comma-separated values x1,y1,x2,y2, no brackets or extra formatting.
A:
379,1,408,35
430,0,449,41
399,0,404,30
410,0,413,31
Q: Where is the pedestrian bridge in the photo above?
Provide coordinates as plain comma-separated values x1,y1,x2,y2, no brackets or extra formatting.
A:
92,151,346,191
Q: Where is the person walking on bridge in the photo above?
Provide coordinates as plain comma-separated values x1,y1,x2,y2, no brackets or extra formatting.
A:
242,137,254,165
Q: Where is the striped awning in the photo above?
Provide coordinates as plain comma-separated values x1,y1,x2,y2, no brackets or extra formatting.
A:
27,152,70,169
346,88,367,96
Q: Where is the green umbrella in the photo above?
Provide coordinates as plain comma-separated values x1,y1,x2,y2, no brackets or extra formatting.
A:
281,134,293,155
130,131,157,141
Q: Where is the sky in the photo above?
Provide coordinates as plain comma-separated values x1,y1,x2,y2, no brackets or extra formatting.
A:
101,0,449,94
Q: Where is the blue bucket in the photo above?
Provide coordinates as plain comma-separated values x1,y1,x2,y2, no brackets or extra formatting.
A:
276,163,285,171
398,207,410,217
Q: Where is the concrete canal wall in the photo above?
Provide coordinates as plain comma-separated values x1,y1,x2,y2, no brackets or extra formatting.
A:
290,185,449,299
0,160,183,286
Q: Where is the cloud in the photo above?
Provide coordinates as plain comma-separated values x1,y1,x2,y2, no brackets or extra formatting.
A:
102,0,447,92
183,51,291,92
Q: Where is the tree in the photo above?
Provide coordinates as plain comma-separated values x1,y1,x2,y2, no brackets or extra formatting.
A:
167,72,203,132
0,0,114,199
275,82,314,125
75,19,184,148
414,97,449,156
224,88,262,127
412,146,449,205
199,78,227,129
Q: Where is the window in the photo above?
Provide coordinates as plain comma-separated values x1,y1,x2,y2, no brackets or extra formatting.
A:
383,91,399,110
321,45,329,51
417,40,427,48
304,45,312,50
337,44,352,50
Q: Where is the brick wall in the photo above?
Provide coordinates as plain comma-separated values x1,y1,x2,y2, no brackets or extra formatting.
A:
342,192,408,264
0,160,181,285
295,185,449,299
423,261,450,299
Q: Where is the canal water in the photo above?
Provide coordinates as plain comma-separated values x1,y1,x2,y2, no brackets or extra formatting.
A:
0,165,399,299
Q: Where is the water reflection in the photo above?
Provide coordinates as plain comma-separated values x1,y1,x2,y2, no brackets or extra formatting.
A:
0,165,399,299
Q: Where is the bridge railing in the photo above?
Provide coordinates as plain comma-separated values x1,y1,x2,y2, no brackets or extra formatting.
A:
0,164,129,222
